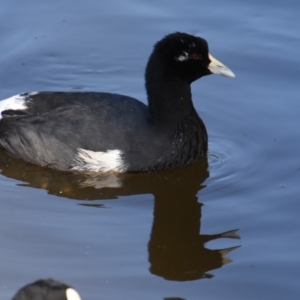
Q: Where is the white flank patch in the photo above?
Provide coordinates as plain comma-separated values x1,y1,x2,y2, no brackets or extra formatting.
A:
66,288,82,300
0,92,37,119
71,148,126,173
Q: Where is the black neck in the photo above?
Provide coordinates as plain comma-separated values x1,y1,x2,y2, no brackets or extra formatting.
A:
145,55,196,125
147,77,196,122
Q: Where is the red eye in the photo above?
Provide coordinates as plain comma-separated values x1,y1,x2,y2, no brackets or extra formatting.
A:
192,53,200,60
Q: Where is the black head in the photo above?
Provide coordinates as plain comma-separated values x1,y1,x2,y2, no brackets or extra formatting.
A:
12,279,81,300
146,32,235,84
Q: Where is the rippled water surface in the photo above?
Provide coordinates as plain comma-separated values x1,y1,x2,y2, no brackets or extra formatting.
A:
1,0,300,299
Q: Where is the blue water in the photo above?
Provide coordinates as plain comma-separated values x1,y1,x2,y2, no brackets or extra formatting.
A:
0,0,300,299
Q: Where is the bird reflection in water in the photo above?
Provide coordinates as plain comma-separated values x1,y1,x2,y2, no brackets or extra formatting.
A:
0,151,240,281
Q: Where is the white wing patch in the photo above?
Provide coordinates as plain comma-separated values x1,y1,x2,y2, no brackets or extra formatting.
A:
66,288,82,300
71,148,126,173
0,92,38,119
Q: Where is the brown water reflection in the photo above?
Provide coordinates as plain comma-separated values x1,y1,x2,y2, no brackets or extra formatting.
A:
0,151,240,281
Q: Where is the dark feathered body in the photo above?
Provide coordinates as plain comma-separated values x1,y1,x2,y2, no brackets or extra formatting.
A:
0,91,207,171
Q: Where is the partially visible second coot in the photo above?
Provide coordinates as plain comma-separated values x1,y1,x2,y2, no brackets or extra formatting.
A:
12,279,81,300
